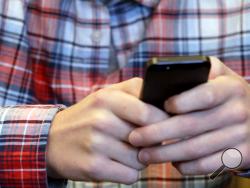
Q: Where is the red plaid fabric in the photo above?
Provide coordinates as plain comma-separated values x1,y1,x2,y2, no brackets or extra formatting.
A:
0,0,249,187
0,105,65,187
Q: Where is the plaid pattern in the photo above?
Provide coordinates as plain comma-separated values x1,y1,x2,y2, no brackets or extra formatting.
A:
0,0,250,187
0,105,64,187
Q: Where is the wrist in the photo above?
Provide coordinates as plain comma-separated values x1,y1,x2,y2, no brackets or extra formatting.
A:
46,110,64,178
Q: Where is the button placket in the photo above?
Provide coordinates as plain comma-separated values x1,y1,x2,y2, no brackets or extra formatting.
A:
91,30,102,45
147,0,159,6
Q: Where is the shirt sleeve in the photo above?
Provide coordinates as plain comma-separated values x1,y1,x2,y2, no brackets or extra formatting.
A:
0,1,67,186
0,105,67,187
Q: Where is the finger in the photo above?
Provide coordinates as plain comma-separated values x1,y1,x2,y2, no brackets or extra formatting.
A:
165,75,246,114
109,77,143,98
129,98,248,146
101,159,139,184
173,150,222,175
174,143,249,175
93,131,145,170
89,110,135,142
137,124,247,164
95,89,168,126
208,56,238,80
82,154,139,184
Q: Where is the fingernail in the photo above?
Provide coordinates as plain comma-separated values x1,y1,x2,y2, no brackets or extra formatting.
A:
139,150,150,164
129,131,143,146
164,100,169,111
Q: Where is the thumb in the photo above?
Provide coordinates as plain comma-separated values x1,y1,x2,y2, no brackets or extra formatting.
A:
109,77,143,98
209,56,238,80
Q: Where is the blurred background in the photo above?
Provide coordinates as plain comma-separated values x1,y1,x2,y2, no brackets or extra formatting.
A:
230,176,250,188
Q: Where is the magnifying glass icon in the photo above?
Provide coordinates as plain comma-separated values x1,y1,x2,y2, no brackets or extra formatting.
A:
210,148,243,180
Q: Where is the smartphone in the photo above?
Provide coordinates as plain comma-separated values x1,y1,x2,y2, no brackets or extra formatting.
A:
140,56,211,110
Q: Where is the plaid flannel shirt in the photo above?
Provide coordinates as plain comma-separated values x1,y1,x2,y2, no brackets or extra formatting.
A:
0,0,250,187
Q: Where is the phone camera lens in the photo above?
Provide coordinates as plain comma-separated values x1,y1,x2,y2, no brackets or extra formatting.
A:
166,66,170,70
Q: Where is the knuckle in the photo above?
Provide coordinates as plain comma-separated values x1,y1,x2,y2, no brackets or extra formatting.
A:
84,133,102,152
231,79,247,97
204,87,216,107
92,112,110,131
91,133,104,149
84,158,103,178
90,112,107,128
91,90,108,107
233,103,248,123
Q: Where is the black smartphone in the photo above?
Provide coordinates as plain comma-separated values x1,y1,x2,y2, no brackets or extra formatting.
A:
140,56,211,110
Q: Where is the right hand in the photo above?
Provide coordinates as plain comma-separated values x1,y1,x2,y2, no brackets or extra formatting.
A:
46,78,168,184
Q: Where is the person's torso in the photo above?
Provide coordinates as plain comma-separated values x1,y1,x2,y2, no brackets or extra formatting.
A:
1,0,250,187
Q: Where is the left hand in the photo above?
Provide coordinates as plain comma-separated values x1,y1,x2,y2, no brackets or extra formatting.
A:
129,57,250,175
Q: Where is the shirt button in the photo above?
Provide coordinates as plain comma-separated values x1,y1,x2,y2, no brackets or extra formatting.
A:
91,30,102,44
148,0,158,6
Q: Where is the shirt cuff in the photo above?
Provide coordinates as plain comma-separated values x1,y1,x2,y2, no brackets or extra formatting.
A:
0,105,65,188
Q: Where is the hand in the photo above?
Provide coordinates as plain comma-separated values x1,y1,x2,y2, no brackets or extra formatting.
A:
129,57,250,175
46,78,168,184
